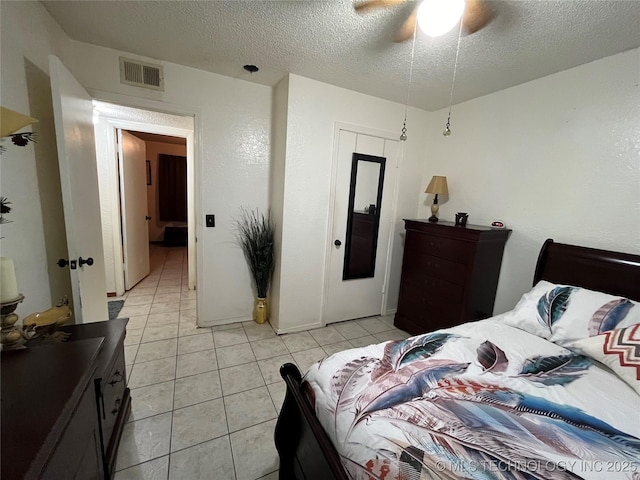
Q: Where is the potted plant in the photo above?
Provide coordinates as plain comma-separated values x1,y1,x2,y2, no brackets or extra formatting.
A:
236,208,275,324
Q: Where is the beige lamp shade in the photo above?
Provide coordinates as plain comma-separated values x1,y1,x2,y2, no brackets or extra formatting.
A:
1,107,38,138
425,175,449,195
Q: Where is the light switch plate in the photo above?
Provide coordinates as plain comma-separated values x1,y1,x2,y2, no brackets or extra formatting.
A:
206,214,215,227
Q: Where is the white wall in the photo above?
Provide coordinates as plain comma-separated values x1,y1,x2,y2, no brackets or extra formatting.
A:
0,1,73,318
5,1,637,331
419,48,640,315
272,74,430,333
59,42,272,326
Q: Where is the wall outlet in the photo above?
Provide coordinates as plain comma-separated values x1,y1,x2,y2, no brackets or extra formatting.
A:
206,215,215,227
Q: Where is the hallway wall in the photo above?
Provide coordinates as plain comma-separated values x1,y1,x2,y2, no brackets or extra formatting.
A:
0,1,73,317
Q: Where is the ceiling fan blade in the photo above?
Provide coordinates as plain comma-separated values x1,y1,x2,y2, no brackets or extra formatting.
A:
394,7,418,43
354,0,407,13
462,0,495,35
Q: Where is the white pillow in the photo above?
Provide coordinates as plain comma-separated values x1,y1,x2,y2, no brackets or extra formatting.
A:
503,280,640,346
503,281,558,339
570,324,640,396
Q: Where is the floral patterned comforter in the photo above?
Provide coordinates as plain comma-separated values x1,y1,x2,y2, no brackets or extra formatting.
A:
303,318,640,480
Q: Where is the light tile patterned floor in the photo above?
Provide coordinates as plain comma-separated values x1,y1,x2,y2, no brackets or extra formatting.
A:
114,246,410,480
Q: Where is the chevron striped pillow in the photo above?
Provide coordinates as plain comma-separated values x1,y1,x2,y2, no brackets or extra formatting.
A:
571,324,640,396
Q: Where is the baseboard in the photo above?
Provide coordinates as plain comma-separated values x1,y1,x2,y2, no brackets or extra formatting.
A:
198,316,251,328
383,308,397,316
275,321,323,335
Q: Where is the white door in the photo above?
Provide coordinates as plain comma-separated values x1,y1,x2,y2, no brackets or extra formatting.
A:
49,55,108,323
118,130,150,290
324,129,399,324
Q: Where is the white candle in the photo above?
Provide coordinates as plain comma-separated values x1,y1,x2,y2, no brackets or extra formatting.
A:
0,257,19,302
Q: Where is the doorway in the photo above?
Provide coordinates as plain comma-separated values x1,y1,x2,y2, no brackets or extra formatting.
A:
92,102,196,303
323,126,400,324
48,56,197,323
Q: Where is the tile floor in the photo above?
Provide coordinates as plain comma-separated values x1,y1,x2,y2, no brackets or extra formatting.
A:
114,245,410,480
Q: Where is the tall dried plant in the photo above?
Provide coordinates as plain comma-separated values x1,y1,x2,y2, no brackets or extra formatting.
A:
235,208,274,298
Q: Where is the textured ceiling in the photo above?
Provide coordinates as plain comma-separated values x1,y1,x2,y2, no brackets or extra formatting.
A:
41,0,640,111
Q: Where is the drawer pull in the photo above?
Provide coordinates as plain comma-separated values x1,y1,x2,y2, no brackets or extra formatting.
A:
111,398,121,415
100,393,106,420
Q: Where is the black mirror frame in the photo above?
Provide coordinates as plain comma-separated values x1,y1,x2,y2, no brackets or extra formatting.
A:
342,152,386,280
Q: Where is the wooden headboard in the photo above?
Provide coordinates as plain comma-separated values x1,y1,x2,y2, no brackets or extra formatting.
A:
534,239,640,302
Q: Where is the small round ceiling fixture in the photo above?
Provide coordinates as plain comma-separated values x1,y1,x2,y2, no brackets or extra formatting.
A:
243,65,259,73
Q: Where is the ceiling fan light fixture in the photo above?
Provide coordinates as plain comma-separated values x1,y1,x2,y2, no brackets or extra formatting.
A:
417,0,466,37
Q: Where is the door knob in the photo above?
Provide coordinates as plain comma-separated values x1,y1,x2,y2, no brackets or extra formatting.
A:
78,257,94,267
334,239,342,248
57,258,69,268
145,216,151,220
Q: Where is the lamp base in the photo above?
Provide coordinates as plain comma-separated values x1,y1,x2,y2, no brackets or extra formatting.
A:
429,199,440,223
1,294,26,351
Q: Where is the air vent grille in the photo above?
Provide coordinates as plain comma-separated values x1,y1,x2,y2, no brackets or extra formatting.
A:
119,57,164,91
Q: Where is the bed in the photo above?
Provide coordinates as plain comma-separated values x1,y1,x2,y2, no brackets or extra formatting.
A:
274,239,640,480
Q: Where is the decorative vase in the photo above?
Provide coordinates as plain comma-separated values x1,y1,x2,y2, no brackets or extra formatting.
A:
253,297,268,324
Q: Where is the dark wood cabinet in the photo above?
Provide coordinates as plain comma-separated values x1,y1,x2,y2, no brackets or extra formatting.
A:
395,220,511,335
1,338,105,480
60,318,131,478
1,319,130,480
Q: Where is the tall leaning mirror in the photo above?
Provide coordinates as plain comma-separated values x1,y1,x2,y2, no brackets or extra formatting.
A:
342,153,386,280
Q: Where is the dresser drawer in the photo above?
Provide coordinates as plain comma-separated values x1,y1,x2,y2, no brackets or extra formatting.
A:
396,293,461,328
406,231,473,262
403,253,468,286
400,278,463,304
99,347,126,445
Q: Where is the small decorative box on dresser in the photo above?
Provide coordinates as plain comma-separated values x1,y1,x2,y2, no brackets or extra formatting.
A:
395,220,511,335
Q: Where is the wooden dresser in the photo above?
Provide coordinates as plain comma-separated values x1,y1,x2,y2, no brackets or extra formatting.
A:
1,318,130,480
1,339,105,479
60,318,131,478
394,220,511,335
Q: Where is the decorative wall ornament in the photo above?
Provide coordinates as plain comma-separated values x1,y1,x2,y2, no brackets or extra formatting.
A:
0,106,38,154
0,197,11,225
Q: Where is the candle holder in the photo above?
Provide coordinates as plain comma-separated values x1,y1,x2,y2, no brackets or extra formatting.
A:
1,294,25,351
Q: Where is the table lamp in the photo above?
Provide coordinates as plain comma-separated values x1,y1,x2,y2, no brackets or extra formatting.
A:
425,176,448,222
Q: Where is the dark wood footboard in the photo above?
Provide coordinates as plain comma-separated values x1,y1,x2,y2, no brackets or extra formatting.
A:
275,363,348,480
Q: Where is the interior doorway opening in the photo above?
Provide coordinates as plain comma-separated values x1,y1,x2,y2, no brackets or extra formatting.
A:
92,101,196,307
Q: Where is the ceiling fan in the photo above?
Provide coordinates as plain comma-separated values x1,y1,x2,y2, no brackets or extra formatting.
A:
355,0,495,42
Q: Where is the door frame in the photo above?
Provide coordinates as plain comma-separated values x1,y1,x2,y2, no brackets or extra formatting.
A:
321,122,402,324
98,116,196,295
